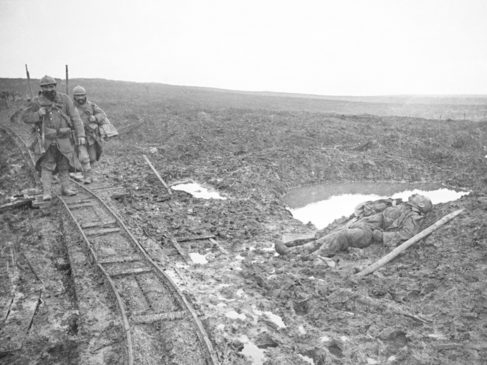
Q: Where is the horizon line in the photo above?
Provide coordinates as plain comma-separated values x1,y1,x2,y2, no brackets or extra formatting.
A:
1,76,487,99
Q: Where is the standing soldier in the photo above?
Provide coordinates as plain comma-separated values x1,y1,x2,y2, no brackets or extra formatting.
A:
72,85,107,184
22,75,86,200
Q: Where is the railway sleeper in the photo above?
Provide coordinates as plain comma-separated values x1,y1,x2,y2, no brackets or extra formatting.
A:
66,202,95,209
81,219,117,229
131,310,187,324
106,266,153,277
85,227,121,237
98,254,143,265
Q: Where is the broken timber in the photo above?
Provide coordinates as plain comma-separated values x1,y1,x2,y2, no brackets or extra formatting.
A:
355,209,464,278
142,154,172,196
0,198,32,212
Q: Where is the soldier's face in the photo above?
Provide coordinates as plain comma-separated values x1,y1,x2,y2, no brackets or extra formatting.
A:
41,84,57,101
74,95,87,105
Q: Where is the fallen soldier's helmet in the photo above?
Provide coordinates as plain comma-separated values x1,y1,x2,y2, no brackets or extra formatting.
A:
275,242,290,255
408,194,433,213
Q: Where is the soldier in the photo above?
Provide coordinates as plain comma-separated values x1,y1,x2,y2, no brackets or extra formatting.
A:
72,85,108,184
22,75,86,200
275,194,433,257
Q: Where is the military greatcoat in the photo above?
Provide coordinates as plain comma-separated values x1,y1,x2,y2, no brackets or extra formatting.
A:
311,199,427,256
74,100,107,163
22,92,85,171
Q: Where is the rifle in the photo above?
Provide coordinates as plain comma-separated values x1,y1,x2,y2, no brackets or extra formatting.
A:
25,64,45,154
25,64,33,101
65,64,69,95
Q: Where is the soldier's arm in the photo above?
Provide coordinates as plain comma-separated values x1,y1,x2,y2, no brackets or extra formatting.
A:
21,99,42,124
91,102,107,124
64,95,85,138
383,213,424,246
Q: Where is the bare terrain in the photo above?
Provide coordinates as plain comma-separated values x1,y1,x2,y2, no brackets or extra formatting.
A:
1,78,487,364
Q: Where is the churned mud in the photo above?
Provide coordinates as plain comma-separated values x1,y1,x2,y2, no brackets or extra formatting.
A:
1,80,487,364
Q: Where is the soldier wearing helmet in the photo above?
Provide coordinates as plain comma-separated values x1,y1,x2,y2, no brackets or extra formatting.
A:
72,85,108,184
22,75,86,200
408,194,433,214
275,194,433,257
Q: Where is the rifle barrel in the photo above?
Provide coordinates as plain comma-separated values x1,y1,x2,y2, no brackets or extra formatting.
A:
65,64,69,95
25,64,33,99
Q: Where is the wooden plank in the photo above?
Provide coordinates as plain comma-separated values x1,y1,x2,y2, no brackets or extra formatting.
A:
66,202,95,209
0,291,41,354
107,266,152,277
132,310,186,324
85,227,121,237
356,209,464,278
81,220,117,229
176,234,215,243
0,199,32,212
209,238,228,255
142,154,172,195
281,232,316,246
98,254,142,265
169,237,190,264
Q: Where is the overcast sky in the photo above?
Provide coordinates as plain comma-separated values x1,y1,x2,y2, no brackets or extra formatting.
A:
1,0,486,95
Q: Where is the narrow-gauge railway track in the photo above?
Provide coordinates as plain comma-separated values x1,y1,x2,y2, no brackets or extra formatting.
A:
1,118,219,365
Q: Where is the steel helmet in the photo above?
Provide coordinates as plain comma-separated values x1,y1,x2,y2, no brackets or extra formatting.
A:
72,85,87,96
40,75,56,86
408,194,433,213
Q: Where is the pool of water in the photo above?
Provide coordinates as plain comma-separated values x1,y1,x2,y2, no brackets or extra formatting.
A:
188,252,208,264
239,335,265,365
171,182,227,200
284,182,469,230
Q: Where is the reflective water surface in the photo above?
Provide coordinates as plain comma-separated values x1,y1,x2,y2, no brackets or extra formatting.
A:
171,182,227,200
239,335,265,365
284,182,469,230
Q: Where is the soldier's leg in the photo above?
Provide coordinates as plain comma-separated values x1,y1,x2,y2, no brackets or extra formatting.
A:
83,144,98,184
275,239,320,256
314,227,373,257
313,231,350,257
346,226,373,248
39,146,57,200
77,144,92,183
57,153,77,196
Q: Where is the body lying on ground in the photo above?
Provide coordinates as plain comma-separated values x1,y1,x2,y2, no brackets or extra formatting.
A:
275,194,433,257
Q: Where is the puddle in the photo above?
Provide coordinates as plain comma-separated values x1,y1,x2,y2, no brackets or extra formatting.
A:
263,312,286,329
299,354,315,364
252,306,286,329
188,252,208,264
171,182,226,200
239,335,266,365
225,310,246,321
284,182,468,229
236,289,245,297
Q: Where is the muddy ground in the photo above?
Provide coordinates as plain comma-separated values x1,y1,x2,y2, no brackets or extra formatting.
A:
1,79,487,364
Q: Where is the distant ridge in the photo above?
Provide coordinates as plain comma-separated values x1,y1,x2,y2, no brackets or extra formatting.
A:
1,77,487,120
1,77,486,105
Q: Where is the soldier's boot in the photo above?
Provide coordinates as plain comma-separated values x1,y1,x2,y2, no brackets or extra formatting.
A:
275,242,290,256
60,171,77,196
83,169,93,184
41,169,52,201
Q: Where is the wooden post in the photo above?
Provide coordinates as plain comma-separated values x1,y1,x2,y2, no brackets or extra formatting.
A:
25,64,33,100
65,65,69,95
355,209,464,278
142,154,172,195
